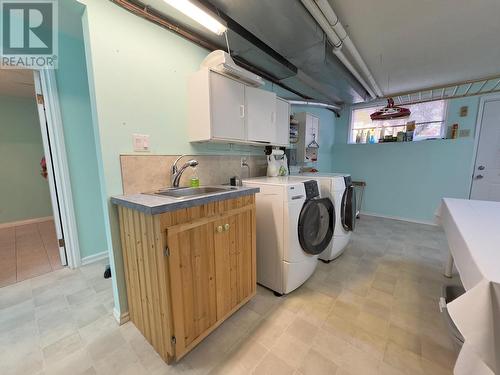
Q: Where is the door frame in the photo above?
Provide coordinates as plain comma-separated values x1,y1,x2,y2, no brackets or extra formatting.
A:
33,69,81,269
468,93,500,198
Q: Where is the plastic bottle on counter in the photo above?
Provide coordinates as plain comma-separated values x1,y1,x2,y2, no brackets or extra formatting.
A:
190,167,200,187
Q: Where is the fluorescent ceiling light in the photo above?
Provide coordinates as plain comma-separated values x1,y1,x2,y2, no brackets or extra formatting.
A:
164,0,227,35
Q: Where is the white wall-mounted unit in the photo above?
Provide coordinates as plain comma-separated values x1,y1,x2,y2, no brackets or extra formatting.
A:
295,112,320,163
200,50,265,87
188,68,289,146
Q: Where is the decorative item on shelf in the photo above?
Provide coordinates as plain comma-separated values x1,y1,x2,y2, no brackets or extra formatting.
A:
355,130,362,143
379,127,386,143
406,121,416,142
370,98,411,120
289,115,299,144
450,123,459,139
368,129,376,144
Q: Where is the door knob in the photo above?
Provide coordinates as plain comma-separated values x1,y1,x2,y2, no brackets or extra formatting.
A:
223,223,230,231
478,165,485,170
216,225,223,233
476,175,484,179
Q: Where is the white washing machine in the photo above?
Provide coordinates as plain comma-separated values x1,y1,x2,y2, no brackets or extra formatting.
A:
242,177,335,295
292,173,357,262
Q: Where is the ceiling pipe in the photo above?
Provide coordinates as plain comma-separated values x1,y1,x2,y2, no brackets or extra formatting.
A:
300,0,382,99
315,0,383,97
287,99,341,113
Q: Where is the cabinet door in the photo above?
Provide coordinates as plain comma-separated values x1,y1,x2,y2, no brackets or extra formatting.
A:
210,72,246,141
245,86,276,143
214,210,256,319
167,222,217,358
275,98,290,146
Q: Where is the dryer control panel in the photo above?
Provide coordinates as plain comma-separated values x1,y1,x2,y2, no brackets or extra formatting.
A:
303,180,320,199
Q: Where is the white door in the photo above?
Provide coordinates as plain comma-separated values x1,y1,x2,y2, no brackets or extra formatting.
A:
275,98,290,146
470,99,500,201
210,72,246,141
246,86,276,143
34,85,68,266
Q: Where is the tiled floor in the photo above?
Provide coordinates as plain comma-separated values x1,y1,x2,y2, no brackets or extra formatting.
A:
0,216,459,375
0,220,63,287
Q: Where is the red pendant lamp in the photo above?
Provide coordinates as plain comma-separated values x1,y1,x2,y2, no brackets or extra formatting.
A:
370,98,411,121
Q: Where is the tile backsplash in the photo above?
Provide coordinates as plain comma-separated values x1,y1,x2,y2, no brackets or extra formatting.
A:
120,154,267,194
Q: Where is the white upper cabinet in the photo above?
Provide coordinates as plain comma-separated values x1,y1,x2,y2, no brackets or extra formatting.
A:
245,86,276,143
275,98,290,146
210,72,246,140
188,69,287,145
188,69,245,142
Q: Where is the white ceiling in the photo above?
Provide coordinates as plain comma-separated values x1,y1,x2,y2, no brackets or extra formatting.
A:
0,69,35,98
328,0,500,96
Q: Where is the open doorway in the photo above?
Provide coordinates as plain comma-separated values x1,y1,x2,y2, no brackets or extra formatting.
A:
0,69,67,287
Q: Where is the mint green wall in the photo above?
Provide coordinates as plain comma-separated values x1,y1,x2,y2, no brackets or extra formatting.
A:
0,96,53,223
55,1,107,259
331,96,480,223
79,0,338,314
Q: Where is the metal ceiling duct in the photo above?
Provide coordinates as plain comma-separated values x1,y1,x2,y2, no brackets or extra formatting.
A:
203,0,370,104
113,0,371,104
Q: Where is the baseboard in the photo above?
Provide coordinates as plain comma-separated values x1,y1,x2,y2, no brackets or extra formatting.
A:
113,307,130,325
360,211,437,226
81,250,109,265
0,216,53,229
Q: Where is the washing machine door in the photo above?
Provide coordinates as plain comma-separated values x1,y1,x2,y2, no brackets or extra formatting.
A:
298,198,335,255
341,185,356,231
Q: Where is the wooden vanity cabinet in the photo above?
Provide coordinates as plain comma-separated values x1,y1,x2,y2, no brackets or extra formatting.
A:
117,195,256,363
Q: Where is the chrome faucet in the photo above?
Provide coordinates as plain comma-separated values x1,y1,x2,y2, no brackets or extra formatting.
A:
171,154,199,188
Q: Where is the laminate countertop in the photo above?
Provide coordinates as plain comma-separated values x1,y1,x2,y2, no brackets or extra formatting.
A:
111,186,259,215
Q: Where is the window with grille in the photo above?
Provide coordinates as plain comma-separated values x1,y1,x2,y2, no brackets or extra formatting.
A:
349,100,447,143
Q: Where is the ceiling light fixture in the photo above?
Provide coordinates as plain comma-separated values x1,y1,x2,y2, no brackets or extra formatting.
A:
163,0,227,35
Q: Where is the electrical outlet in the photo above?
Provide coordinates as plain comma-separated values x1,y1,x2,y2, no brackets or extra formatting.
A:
460,106,468,117
133,134,150,152
241,157,247,167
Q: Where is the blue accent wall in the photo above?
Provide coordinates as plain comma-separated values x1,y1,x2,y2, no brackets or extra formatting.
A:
55,1,108,259
0,96,53,223
331,96,480,223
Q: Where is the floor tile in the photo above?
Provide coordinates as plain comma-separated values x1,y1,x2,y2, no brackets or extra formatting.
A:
0,216,458,375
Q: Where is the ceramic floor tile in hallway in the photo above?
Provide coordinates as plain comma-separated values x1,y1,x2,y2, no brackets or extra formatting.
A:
0,216,459,375
0,220,63,287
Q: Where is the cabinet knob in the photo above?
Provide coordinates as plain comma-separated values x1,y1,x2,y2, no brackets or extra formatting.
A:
216,225,223,233
224,223,230,231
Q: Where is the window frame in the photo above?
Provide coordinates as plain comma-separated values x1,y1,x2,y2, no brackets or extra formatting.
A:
347,99,449,144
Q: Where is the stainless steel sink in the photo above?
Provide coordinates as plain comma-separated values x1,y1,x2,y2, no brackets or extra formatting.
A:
146,186,236,199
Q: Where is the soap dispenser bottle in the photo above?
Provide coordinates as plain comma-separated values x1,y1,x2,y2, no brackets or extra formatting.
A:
190,166,200,187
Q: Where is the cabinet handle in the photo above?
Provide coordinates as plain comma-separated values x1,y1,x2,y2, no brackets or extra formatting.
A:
223,223,230,231
216,225,223,233
240,105,245,118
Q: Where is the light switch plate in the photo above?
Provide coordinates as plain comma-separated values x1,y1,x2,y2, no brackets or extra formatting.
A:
459,129,471,138
133,134,150,152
